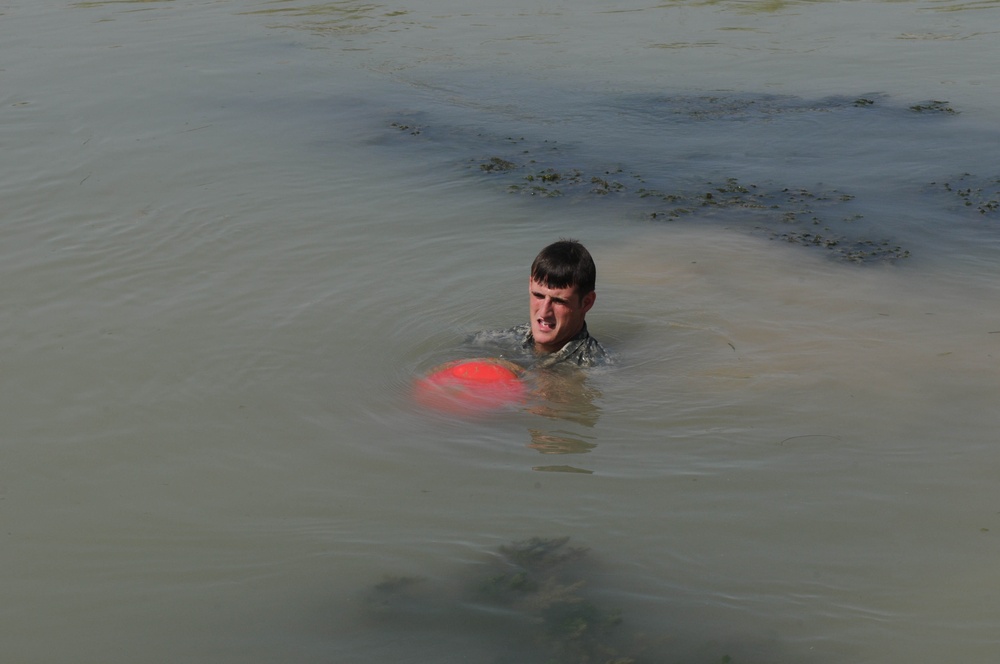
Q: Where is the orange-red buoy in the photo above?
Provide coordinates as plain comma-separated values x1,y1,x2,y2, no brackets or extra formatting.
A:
413,358,525,415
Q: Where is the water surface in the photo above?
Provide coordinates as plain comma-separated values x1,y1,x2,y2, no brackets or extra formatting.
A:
1,0,998,662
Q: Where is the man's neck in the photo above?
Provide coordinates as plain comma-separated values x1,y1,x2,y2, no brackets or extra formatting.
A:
532,322,586,355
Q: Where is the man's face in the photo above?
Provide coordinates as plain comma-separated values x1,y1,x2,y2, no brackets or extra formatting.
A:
529,279,596,354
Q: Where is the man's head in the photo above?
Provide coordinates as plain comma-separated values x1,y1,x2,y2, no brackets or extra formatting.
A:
528,239,596,354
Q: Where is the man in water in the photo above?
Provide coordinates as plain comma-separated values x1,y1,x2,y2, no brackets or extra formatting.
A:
475,239,608,368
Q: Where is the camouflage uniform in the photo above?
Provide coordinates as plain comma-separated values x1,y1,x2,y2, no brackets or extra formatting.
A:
471,323,609,369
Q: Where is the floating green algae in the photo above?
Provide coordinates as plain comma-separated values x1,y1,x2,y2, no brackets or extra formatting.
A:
929,173,1000,216
480,156,519,172
475,151,911,262
909,100,958,114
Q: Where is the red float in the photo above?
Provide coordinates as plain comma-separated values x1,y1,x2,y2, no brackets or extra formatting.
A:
413,359,525,415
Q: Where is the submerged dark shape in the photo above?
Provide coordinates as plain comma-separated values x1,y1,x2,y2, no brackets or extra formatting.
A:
496,536,588,574
483,538,634,663
368,537,643,664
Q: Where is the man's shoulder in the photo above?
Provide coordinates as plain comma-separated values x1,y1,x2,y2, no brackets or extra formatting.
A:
569,334,611,367
469,324,531,347
467,324,535,366
539,327,611,368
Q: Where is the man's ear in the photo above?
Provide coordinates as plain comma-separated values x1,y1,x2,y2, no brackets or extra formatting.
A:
581,290,596,313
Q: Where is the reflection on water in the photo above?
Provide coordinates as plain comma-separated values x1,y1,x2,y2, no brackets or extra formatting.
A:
528,430,597,455
524,367,602,428
525,367,602,472
531,463,595,474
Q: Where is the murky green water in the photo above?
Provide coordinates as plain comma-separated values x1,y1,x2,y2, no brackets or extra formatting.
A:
1,0,998,662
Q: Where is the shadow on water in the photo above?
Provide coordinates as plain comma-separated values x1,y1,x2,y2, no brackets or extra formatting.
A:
362,537,811,664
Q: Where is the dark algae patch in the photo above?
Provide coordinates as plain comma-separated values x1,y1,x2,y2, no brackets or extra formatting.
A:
474,151,911,262
928,173,1000,216
908,100,958,115
386,92,983,264
601,91,954,122
773,233,910,263
389,121,422,136
480,156,519,172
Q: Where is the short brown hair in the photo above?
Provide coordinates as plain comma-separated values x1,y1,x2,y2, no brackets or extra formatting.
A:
530,239,596,298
